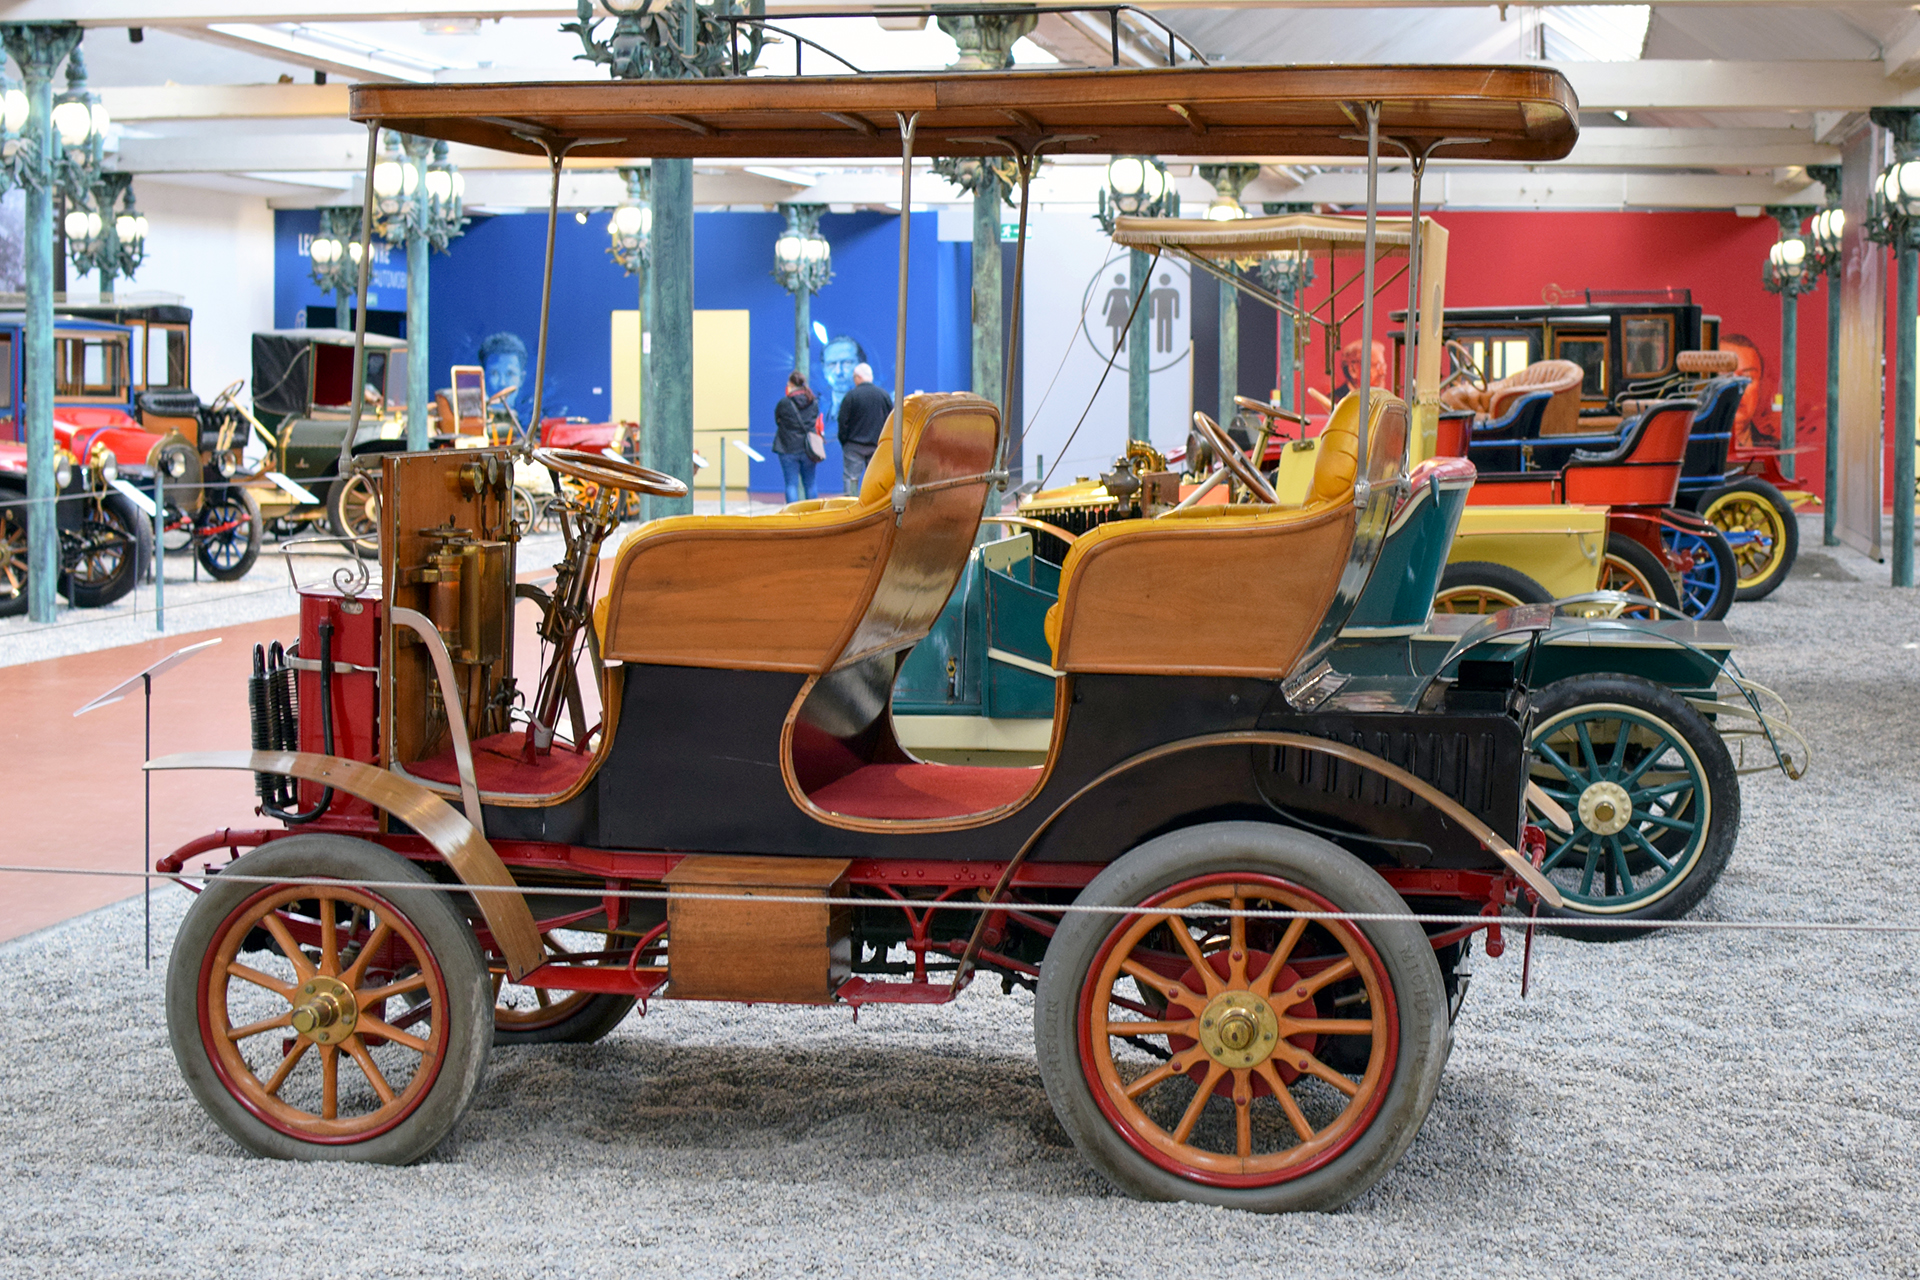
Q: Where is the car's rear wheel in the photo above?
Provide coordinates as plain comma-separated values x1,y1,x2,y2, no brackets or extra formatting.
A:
0,499,28,617
327,470,381,559
1664,526,1736,621
194,487,263,581
1035,822,1447,1213
1703,478,1798,601
1599,532,1681,616
1524,675,1739,941
60,494,149,608
166,834,492,1163
1432,561,1552,614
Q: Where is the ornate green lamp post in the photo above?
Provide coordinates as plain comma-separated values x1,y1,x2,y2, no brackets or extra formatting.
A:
1805,167,1844,547
65,171,147,300
309,207,365,331
1,23,102,622
373,131,465,449
772,203,832,379
565,0,767,519
1760,209,1817,483
1198,164,1258,430
607,166,651,457
1866,107,1920,587
1098,156,1174,443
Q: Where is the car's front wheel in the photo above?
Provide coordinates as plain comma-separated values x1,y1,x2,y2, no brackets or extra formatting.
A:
1035,821,1448,1213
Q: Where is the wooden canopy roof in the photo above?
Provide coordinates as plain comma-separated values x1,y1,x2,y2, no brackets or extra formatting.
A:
1111,212,1420,256
350,64,1577,164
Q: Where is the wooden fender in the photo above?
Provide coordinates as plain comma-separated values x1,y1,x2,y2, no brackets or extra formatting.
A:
145,749,544,979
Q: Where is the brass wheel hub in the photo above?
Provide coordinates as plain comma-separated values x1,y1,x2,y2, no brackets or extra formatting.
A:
289,975,358,1045
1196,990,1280,1068
1578,780,1633,836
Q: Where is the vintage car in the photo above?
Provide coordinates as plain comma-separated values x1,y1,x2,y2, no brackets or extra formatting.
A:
153,62,1596,1214
0,437,153,613
234,328,417,554
1419,296,1803,601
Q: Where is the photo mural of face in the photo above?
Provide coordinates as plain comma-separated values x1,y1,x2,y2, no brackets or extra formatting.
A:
1721,332,1776,452
477,331,532,426
819,333,867,425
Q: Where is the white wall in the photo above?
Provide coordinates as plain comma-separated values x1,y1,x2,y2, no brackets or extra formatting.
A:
67,179,276,400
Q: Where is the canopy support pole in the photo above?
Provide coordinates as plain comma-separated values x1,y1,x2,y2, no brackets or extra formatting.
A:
1356,101,1379,482
891,112,919,515
530,144,569,448
342,122,380,480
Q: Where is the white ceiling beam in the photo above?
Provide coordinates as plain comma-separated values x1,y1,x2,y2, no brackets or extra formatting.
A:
174,25,417,83
1559,60,1920,112
1560,127,1839,169
1885,13,1920,80
100,83,350,121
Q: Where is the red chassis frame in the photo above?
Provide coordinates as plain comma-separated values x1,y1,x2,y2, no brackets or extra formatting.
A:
158,826,1532,1011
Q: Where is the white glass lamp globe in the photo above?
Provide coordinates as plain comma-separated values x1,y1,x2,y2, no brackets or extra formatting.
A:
347,240,363,263
612,203,646,236
425,168,452,201
50,98,91,147
1779,237,1807,270
774,232,802,267
801,236,828,263
1206,195,1241,221
603,0,647,13
3,89,27,135
1106,156,1144,197
64,207,89,240
1141,163,1167,202
372,159,405,199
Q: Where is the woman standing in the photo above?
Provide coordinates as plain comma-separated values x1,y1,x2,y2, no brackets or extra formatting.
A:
772,371,823,503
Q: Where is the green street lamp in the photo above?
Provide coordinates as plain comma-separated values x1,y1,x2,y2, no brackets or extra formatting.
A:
1760,214,1818,485
1806,179,1845,547
607,167,651,464
1100,156,1175,444
772,203,831,387
308,207,365,330
372,130,465,447
1865,115,1920,587
65,171,145,297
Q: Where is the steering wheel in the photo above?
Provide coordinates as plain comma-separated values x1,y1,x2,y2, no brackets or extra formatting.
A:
1233,396,1309,431
533,447,687,498
1192,412,1280,504
1441,339,1487,393
209,379,245,414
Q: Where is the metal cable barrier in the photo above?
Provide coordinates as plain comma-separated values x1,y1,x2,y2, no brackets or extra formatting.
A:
4,863,1918,936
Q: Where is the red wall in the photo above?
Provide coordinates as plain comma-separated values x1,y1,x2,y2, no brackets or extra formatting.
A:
1286,209,1834,497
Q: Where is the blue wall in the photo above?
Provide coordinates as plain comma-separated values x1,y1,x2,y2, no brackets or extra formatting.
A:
275,208,970,494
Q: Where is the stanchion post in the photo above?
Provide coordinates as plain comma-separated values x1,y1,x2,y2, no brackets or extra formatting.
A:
153,469,164,631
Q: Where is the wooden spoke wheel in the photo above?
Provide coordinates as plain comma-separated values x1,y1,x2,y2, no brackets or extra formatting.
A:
1431,562,1551,615
167,835,492,1163
1036,822,1447,1213
0,502,28,618
1598,533,1681,619
1702,479,1797,602
1525,675,1739,941
1662,527,1736,621
327,470,382,560
490,928,641,1046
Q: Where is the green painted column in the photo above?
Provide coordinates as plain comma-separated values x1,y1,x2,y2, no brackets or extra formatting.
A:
1825,254,1841,544
1897,234,1917,587
1128,247,1150,442
793,283,809,378
4,24,80,623
405,138,431,450
1217,268,1238,425
1769,207,1803,482
647,156,694,520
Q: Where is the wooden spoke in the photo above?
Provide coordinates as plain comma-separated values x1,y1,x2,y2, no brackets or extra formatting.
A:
1532,738,1584,786
1608,718,1632,771
1623,825,1676,871
1173,1060,1226,1143
1105,1018,1198,1039
1609,836,1635,889
226,1012,293,1042
262,1037,310,1097
1280,1016,1374,1036
490,972,505,1002
1233,1071,1253,1158
535,989,551,1009
1250,918,1308,997
354,1014,429,1054
1294,1050,1361,1098
340,921,393,990
1169,918,1222,996
319,897,339,977
1295,956,1357,1001
1578,840,1603,896
343,1037,395,1105
1119,957,1185,1003
356,972,428,1005
260,914,316,982
1255,1059,1315,1142
227,962,296,1000
321,1044,339,1120
1228,896,1248,986
1122,1057,1187,1100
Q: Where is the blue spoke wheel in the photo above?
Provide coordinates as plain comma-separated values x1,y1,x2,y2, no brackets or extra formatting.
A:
1661,527,1735,621
1525,675,1740,941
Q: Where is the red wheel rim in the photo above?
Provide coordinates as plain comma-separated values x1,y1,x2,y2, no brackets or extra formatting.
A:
1075,872,1400,1188
197,883,451,1144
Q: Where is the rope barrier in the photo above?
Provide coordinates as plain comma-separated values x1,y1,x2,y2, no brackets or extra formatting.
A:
5,862,1917,935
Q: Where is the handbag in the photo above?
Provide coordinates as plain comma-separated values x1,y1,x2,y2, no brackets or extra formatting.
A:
806,412,827,461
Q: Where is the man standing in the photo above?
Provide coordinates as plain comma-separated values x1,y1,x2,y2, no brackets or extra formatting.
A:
837,361,892,494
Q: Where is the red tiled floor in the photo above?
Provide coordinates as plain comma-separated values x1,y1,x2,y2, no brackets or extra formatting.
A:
0,615,301,943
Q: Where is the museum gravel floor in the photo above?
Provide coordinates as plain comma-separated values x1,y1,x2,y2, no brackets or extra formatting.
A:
1,525,1915,1278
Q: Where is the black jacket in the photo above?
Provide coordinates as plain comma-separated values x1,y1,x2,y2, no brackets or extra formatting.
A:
837,380,893,447
772,388,819,456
